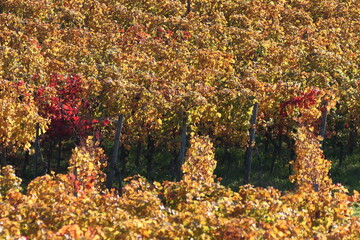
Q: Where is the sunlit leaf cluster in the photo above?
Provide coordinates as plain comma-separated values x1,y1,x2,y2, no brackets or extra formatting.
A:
0,79,48,150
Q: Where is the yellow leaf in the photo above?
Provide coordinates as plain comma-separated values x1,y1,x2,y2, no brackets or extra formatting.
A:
88,162,94,171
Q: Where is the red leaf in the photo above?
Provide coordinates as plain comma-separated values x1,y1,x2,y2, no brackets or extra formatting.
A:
103,119,110,126
72,116,80,122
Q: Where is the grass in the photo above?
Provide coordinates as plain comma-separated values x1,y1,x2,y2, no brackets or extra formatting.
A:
353,203,360,217
329,153,360,193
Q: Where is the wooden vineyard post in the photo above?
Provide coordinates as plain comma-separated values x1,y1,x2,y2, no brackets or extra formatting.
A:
319,102,328,149
73,167,78,197
46,141,53,174
316,102,328,192
57,139,62,172
244,102,259,184
177,115,187,181
0,147,6,167
107,114,124,192
186,0,191,15
34,123,40,178
146,136,155,181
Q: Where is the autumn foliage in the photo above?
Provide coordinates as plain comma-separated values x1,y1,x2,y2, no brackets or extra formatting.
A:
1,0,360,238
